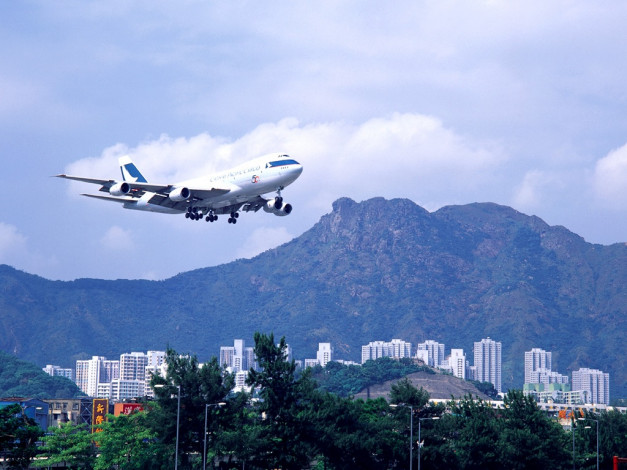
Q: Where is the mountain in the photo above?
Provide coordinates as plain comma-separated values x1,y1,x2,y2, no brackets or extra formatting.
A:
0,198,625,398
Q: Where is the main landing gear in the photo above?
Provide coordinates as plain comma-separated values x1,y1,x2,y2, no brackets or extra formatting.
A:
185,207,203,221
185,207,239,224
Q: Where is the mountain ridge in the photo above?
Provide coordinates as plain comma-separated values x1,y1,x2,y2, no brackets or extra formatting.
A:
1,197,625,398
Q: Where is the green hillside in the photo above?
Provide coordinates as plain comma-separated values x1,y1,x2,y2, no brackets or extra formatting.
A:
0,198,624,398
0,351,83,399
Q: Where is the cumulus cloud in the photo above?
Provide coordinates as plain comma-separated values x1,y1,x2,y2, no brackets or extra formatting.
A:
235,226,295,260
0,222,27,261
65,113,504,213
0,222,59,276
100,226,135,251
594,144,627,208
513,170,553,209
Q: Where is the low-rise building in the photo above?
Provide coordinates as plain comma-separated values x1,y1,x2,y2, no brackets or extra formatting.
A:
0,397,49,431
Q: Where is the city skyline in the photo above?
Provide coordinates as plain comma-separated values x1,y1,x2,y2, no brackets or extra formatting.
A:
48,335,610,405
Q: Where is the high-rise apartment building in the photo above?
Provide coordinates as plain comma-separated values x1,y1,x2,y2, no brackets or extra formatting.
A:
75,356,120,397
317,343,333,367
361,339,411,364
473,338,502,393
524,348,552,384
119,352,149,381
220,340,256,372
449,349,466,379
572,368,610,404
146,350,166,368
416,340,444,367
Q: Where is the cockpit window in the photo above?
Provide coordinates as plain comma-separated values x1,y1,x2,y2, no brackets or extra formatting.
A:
266,159,300,168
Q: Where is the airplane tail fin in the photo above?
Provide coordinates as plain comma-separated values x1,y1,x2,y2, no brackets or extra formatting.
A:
119,156,148,183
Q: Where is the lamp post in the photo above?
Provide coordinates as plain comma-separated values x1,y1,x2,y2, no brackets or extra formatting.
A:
578,417,600,470
418,417,439,470
204,402,226,470
390,404,413,470
155,384,181,470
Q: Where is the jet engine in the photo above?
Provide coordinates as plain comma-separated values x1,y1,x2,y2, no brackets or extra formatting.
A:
169,186,191,202
109,182,131,196
263,198,293,216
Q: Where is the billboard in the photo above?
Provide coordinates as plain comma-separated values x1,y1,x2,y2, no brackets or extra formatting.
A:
92,398,108,433
113,403,144,416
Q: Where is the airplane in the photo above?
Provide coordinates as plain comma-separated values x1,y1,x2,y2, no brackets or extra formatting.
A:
57,153,303,224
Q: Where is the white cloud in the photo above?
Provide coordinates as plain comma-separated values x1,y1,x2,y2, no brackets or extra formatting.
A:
0,222,59,276
235,226,295,260
594,144,627,208
66,113,504,211
513,170,552,209
100,226,135,251
0,223,27,261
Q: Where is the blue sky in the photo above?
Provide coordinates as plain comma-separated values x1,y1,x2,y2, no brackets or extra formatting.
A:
1,1,626,280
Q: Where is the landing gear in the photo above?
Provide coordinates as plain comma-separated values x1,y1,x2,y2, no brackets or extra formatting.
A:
186,207,204,221
228,211,239,224
185,207,239,224
274,188,284,209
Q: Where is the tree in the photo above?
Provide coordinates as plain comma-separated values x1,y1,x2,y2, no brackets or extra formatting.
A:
498,390,569,470
389,378,445,469
449,395,503,470
389,377,430,409
93,412,160,470
32,422,95,469
578,409,627,469
149,348,234,468
245,332,318,469
312,395,401,470
0,403,44,470
468,380,499,399
0,351,83,399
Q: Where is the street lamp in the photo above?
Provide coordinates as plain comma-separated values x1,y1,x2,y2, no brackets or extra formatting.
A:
571,410,575,470
418,417,439,470
155,384,181,470
204,402,226,470
390,404,414,470
578,417,600,470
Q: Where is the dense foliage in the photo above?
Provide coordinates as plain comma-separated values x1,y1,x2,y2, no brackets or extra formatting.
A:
0,403,43,469
0,351,83,399
12,334,627,469
310,356,434,397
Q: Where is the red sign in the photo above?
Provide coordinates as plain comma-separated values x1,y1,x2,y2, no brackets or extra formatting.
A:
114,403,144,416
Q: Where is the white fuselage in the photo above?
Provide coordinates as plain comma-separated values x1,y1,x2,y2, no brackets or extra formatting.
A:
126,153,303,214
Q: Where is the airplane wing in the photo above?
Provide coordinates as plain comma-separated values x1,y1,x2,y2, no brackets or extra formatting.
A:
146,188,231,209
241,196,268,213
81,193,135,204
57,174,230,202
56,174,147,197
56,175,115,187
